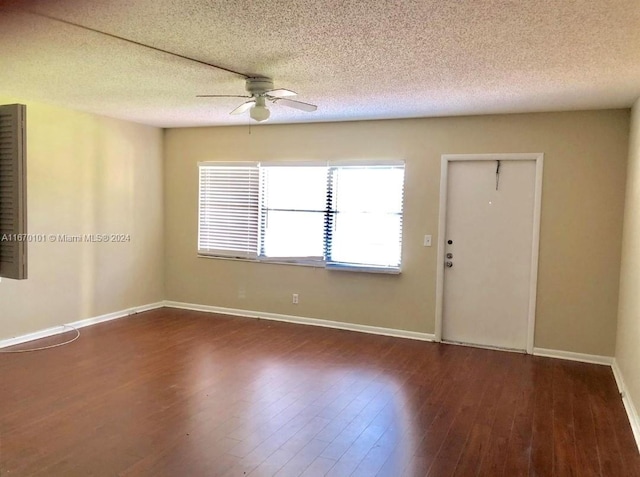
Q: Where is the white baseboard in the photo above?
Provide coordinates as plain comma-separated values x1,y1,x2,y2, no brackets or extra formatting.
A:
532,347,613,366
0,302,164,349
162,301,436,342
612,359,640,452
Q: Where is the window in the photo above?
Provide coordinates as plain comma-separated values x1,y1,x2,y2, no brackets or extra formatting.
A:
260,165,326,260
326,165,404,270
0,104,27,280
198,162,259,259
198,161,405,273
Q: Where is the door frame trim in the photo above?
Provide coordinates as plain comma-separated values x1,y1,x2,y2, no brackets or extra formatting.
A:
434,153,544,354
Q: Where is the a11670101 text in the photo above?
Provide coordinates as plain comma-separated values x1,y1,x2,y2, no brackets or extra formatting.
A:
0,234,132,243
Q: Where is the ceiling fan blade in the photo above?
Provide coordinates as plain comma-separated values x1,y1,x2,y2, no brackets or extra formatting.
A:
266,89,297,98
273,98,317,112
197,95,251,98
230,100,255,115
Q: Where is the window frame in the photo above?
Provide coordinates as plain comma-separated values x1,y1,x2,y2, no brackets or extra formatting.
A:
258,162,328,264
197,161,260,259
197,160,405,274
324,161,405,273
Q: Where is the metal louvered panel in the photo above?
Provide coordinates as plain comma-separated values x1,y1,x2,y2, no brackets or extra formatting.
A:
0,104,27,279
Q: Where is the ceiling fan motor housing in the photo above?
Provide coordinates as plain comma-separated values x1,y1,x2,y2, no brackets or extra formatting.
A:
246,77,274,96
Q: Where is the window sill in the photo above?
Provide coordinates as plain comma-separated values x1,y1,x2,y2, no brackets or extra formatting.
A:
197,254,401,274
197,254,324,269
325,263,401,275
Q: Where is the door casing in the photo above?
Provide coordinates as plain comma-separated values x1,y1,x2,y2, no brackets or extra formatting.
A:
434,153,544,354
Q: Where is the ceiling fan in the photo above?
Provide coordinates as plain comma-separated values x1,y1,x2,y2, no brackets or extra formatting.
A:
197,77,317,122
22,9,317,123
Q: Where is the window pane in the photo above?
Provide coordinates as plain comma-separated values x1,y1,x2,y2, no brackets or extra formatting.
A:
262,166,326,210
332,167,404,214
328,165,404,268
261,166,327,259
331,213,401,266
262,211,324,258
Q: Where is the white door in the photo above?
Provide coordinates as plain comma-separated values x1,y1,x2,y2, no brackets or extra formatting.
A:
441,158,539,351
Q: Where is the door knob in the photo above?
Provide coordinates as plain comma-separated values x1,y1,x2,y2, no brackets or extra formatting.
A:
445,261,453,268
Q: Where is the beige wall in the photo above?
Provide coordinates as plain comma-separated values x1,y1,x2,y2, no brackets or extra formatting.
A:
0,98,164,341
616,97,640,440
165,110,628,356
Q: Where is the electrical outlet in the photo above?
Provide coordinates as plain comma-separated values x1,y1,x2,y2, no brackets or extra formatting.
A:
292,293,299,304
238,287,246,299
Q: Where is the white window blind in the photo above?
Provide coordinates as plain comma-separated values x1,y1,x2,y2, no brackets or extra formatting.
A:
326,164,404,270
198,163,259,258
260,165,326,260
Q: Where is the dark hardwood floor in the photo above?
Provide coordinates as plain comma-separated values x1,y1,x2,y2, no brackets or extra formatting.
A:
1,308,638,476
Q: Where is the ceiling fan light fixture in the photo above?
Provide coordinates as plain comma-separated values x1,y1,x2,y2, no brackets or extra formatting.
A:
250,105,270,122
198,76,316,120
249,97,270,122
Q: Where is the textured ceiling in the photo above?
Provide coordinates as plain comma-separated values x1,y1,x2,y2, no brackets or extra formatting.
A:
1,0,639,127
